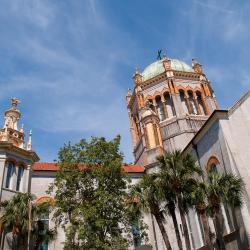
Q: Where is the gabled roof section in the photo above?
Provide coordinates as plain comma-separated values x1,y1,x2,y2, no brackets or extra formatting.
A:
32,162,145,173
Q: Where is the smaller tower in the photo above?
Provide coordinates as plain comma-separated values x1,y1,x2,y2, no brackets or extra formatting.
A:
0,98,25,148
0,98,39,201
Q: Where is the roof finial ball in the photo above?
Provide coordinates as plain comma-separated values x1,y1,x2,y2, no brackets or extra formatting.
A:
11,97,21,110
192,58,203,74
133,67,142,86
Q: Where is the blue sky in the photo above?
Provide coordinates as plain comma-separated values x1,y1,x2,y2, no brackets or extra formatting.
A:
0,0,249,163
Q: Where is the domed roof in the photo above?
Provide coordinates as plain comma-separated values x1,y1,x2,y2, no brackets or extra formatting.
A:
141,58,194,81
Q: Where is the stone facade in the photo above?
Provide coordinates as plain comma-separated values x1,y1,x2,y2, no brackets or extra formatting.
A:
0,57,249,250
127,57,250,250
183,91,250,250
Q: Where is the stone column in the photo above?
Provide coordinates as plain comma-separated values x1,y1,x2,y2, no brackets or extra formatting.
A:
25,165,31,193
193,92,201,115
128,111,137,148
145,123,156,149
143,126,150,149
152,99,157,115
0,157,6,201
153,123,160,146
201,94,210,115
184,92,192,114
161,95,168,120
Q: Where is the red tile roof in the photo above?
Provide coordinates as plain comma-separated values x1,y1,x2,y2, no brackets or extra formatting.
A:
32,162,145,173
33,162,59,171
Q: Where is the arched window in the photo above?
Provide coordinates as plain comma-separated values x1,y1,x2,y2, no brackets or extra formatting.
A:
38,206,50,250
16,167,24,192
206,156,220,172
196,92,206,115
155,96,164,121
179,90,189,114
5,162,14,189
188,91,198,115
164,93,174,118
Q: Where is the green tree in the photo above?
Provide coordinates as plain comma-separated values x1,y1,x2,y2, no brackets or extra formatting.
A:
187,181,213,250
187,169,244,250
205,170,244,250
0,193,54,250
157,175,183,250
49,136,144,250
157,150,202,250
130,173,172,250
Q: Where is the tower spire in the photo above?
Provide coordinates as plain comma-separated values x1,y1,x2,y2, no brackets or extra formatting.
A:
27,130,32,151
4,97,21,130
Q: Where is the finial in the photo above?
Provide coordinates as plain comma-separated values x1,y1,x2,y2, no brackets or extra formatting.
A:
11,97,21,110
192,58,198,66
134,67,139,75
157,50,162,60
27,129,32,151
20,124,24,133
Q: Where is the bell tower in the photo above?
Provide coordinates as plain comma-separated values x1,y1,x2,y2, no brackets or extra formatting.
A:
127,56,218,167
0,98,39,201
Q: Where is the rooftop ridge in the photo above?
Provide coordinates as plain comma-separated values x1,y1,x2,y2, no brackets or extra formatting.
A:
228,89,250,115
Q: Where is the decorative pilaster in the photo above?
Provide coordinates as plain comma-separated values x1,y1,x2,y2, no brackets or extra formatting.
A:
184,92,192,114
128,111,137,147
161,100,168,119
193,92,201,115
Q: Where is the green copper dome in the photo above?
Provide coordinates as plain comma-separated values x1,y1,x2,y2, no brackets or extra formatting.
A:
142,58,194,81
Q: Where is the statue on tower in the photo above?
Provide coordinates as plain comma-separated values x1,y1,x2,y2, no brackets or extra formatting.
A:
11,97,21,110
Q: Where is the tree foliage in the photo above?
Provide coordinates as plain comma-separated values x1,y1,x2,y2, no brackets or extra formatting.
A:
48,136,146,250
129,173,172,249
0,192,54,250
157,150,202,250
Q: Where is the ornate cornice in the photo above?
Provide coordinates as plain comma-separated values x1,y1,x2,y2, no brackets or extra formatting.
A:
0,141,39,162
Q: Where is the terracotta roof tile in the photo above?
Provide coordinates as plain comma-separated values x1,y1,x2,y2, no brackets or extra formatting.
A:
32,162,59,171
32,162,145,173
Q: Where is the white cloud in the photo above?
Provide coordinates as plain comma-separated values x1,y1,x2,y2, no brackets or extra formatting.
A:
5,0,54,28
0,0,137,161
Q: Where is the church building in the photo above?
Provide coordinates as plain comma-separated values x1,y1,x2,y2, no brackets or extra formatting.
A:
0,55,250,250
126,56,250,250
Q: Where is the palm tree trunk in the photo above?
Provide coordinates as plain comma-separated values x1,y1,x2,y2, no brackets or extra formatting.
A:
214,212,226,250
177,194,191,250
154,212,172,250
169,205,183,250
200,211,213,250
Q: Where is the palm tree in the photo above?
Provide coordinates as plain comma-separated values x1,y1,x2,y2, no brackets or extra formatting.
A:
0,193,55,250
130,174,172,250
205,170,244,250
158,176,183,250
157,150,202,250
187,180,213,250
